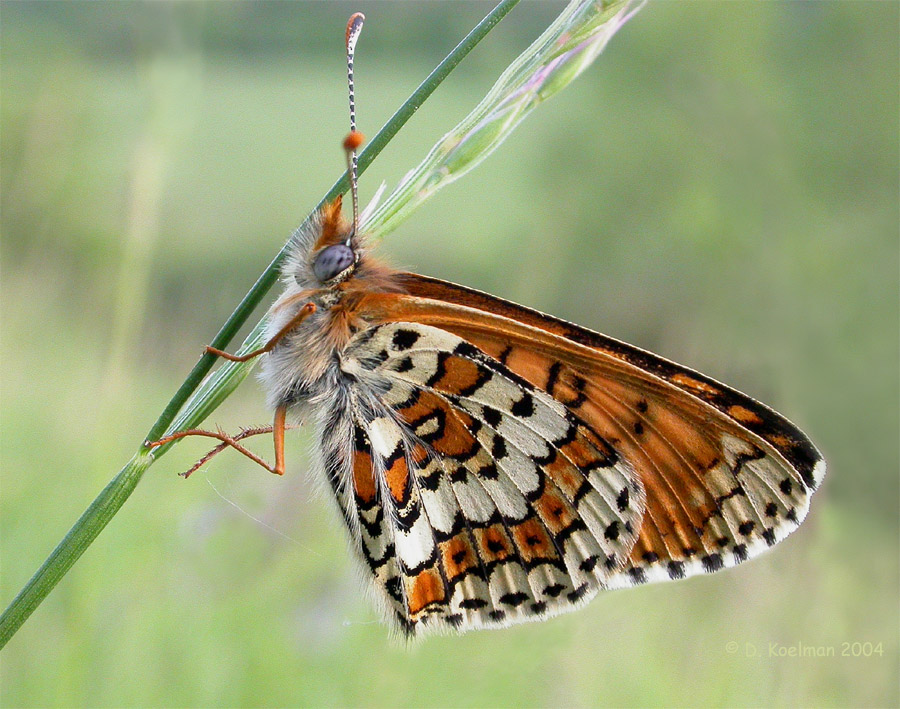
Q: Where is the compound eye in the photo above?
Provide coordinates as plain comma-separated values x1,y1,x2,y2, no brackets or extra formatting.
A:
312,244,355,282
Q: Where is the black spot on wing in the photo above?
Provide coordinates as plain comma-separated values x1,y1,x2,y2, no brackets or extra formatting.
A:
408,407,447,444
392,328,420,351
543,583,567,598
551,422,579,448
459,598,488,610
604,522,620,541
452,341,482,360
419,468,442,491
732,448,767,477
395,356,414,373
715,485,746,506
385,575,403,602
511,392,534,418
567,377,588,408
499,592,529,607
567,583,590,602
628,567,647,585
491,435,508,460
445,614,463,628
580,555,600,573
545,361,563,397
482,405,502,428
667,561,685,579
477,462,499,480
450,467,468,484
616,487,630,511
701,553,724,573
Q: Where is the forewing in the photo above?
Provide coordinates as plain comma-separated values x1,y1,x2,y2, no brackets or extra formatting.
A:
361,275,825,589
340,321,645,635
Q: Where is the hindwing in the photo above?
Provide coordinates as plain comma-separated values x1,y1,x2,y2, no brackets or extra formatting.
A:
336,321,645,635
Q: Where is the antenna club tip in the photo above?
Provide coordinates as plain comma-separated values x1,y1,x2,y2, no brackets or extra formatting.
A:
346,12,365,46
343,131,365,152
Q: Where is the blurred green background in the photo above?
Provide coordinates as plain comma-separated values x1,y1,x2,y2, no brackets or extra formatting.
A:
2,1,897,707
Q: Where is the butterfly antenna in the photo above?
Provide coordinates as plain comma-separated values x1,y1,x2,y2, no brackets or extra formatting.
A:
344,12,365,244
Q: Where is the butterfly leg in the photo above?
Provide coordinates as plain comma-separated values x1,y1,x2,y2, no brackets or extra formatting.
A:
272,404,287,476
206,302,317,362
146,405,291,478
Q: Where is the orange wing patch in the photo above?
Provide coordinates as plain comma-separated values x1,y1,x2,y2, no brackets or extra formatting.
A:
510,518,559,564
532,489,579,536
729,405,764,425
669,372,722,398
475,524,514,564
428,354,488,397
384,453,410,506
406,568,446,617
440,534,480,583
395,388,478,459
352,446,377,505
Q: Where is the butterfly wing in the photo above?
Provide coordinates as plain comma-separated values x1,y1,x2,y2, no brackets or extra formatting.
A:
330,320,646,636
358,274,825,594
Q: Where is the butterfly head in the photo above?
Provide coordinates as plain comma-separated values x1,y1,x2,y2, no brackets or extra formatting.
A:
313,242,356,283
307,195,359,286
284,194,395,300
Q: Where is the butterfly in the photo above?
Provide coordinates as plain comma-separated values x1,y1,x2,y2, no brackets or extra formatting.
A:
150,13,824,637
